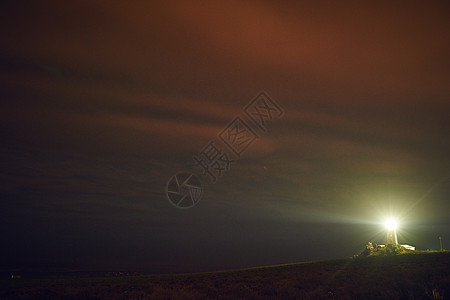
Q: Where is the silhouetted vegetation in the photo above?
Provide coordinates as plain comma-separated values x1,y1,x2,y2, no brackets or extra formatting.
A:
1,252,449,299
357,243,416,258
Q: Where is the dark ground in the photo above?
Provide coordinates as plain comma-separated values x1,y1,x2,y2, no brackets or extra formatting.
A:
1,252,450,299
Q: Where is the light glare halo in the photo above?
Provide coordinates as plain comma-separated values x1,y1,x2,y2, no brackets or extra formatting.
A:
384,219,398,230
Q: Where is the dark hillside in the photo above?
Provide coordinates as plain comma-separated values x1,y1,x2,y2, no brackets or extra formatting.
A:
2,252,449,299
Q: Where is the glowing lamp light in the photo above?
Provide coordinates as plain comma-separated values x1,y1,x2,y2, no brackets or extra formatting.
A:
384,219,398,231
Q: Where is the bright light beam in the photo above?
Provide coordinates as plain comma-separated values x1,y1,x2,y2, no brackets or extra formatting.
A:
384,219,398,231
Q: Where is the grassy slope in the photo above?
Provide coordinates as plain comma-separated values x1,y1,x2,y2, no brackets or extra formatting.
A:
1,252,450,299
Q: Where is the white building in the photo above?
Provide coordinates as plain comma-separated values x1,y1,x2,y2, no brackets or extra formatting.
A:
401,244,415,250
386,228,398,245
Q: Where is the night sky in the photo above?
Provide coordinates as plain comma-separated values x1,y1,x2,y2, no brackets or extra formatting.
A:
1,1,449,273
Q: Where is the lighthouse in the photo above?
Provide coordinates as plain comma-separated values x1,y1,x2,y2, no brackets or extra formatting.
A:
385,219,398,245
